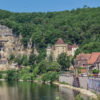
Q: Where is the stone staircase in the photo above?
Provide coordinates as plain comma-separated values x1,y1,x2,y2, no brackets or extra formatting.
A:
73,77,80,87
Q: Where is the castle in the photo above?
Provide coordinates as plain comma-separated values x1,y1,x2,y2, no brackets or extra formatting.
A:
46,38,78,61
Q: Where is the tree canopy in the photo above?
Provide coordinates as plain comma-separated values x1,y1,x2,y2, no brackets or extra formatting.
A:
57,53,70,71
0,7,100,52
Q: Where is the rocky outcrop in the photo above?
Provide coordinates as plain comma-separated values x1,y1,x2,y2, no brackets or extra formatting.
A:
0,25,38,69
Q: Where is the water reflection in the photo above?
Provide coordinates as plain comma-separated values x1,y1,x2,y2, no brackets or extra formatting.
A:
0,81,89,100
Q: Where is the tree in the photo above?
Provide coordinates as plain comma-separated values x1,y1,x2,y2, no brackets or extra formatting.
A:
8,54,15,63
21,55,28,66
48,53,53,62
47,62,61,72
36,60,48,74
29,54,36,65
41,72,58,83
57,53,70,71
7,70,19,81
14,56,22,67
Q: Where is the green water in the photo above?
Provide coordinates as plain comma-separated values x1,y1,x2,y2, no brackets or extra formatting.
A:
0,81,88,100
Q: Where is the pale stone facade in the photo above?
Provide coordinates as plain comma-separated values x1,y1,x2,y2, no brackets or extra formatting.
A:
46,38,78,61
0,25,39,69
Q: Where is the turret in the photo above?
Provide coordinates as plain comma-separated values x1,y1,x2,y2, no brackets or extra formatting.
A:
46,45,52,59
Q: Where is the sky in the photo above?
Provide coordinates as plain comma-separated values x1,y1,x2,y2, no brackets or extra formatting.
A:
0,0,100,12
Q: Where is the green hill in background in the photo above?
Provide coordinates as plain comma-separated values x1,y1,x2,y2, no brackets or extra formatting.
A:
0,7,100,54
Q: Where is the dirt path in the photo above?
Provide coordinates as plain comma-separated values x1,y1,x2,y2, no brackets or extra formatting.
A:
53,81,97,100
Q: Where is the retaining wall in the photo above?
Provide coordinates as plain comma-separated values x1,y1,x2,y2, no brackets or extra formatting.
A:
59,75,73,85
59,75,88,89
59,75,100,92
79,77,88,89
88,78,100,92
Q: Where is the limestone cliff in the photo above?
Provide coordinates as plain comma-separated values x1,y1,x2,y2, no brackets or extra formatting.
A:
0,25,37,70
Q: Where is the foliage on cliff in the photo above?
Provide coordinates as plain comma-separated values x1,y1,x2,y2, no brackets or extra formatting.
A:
0,7,100,53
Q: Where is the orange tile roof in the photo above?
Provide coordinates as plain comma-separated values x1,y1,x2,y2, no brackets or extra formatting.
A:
76,53,91,60
88,52,100,64
72,43,78,48
68,43,78,51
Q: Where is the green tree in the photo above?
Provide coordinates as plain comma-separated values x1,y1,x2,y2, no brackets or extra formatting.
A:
41,72,59,83
21,55,28,66
47,62,61,72
7,70,19,81
8,54,15,63
57,53,70,71
29,54,36,65
48,53,53,62
14,56,22,67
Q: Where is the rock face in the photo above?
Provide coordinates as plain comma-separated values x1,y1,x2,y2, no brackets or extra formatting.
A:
0,25,37,69
0,25,15,65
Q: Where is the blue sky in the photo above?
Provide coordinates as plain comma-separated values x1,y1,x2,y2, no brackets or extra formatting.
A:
0,0,100,12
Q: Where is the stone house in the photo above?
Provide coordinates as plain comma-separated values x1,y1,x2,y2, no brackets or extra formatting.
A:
74,53,91,68
46,38,78,61
88,52,100,70
74,52,100,72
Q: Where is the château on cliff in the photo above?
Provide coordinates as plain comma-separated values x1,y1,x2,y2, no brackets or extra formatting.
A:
46,38,78,61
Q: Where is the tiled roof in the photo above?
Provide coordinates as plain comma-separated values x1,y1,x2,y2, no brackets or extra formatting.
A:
88,52,100,64
68,43,78,51
56,38,64,44
75,52,100,65
72,43,78,48
76,53,91,60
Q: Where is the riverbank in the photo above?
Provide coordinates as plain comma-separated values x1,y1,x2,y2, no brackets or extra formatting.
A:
53,81,97,100
0,78,98,99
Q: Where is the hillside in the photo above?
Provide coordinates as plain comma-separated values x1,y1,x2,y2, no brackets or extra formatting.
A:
0,7,100,54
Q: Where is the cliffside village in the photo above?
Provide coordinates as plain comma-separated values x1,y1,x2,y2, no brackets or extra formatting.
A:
0,24,100,74
46,38,100,76
74,52,100,74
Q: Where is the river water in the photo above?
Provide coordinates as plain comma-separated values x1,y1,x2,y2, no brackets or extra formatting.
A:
0,81,89,100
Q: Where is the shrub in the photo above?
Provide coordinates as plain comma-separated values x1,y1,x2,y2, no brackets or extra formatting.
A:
0,73,2,79
92,69,99,74
75,94,84,100
41,72,59,83
19,67,34,80
6,70,19,81
47,62,61,72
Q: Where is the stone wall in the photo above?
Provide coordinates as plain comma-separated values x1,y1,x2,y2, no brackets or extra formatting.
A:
59,74,73,85
59,75,100,92
88,78,100,92
59,75,88,89
79,77,88,89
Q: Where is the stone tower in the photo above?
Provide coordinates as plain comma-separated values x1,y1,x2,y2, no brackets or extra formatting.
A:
46,45,52,60
53,38,67,61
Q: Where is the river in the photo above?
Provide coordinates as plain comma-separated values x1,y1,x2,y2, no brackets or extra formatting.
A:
0,81,89,100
